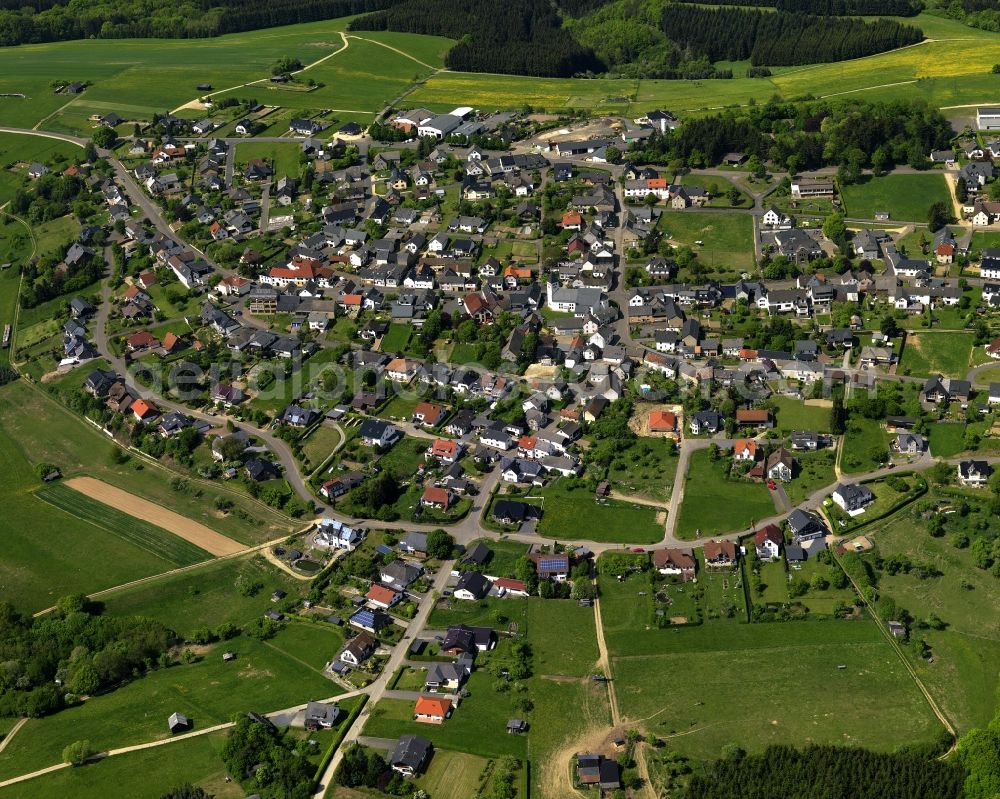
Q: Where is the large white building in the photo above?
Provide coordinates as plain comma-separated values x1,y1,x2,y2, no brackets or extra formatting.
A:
978,107,1000,130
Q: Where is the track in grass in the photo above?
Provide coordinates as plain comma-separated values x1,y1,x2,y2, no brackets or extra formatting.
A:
34,482,214,566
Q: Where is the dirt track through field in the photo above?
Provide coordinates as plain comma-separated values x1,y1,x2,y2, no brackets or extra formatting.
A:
65,477,246,556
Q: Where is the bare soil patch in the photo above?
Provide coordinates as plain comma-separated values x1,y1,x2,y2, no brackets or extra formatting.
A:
629,403,683,439
65,476,246,556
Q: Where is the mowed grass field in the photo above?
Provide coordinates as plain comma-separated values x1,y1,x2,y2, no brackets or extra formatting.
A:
535,479,663,543
841,416,892,474
899,331,974,378
0,730,242,799
1,12,1000,129
659,210,755,271
100,555,310,637
770,397,832,434
0,133,80,204
410,15,1000,114
609,620,944,759
0,20,452,131
0,217,31,367
414,750,492,799
34,481,213,566
0,633,341,781
0,405,182,612
380,322,412,353
676,449,775,539
840,173,952,222
0,379,297,545
928,422,968,458
234,141,302,180
864,507,1000,733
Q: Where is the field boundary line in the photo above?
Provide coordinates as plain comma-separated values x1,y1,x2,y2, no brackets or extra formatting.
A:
32,481,213,566
0,208,33,367
13,379,298,532
831,548,957,750
261,638,332,678
33,97,79,130
0,685,364,788
0,719,27,756
63,475,246,556
345,34,439,71
31,530,308,617
170,31,350,114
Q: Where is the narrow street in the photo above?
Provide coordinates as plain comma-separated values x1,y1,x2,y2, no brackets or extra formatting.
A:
312,559,455,797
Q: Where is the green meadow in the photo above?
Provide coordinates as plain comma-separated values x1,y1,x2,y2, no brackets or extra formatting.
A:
1,12,998,134
0,20,452,132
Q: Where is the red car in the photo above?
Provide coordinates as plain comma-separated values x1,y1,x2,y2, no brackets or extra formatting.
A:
766,480,777,490
631,547,645,553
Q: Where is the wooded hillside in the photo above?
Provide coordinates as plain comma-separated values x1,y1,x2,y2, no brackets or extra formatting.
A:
348,0,604,77
0,0,398,45
659,5,923,65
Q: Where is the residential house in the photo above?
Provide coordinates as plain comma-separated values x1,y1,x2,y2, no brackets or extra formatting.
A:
380,560,423,590
732,439,759,462
359,419,402,449
441,624,496,655
454,571,491,601
425,661,469,693
420,486,454,511
529,551,569,581
349,607,392,634
703,540,738,567
788,508,827,542
958,460,992,487
365,584,400,610
689,410,723,435
414,696,452,724
754,524,783,560
304,702,342,731
736,409,773,429
832,483,875,513
390,735,433,777
651,548,695,581
339,630,378,665
766,448,795,482
894,433,926,454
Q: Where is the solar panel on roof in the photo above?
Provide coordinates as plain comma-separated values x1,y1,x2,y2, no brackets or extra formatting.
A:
539,558,566,570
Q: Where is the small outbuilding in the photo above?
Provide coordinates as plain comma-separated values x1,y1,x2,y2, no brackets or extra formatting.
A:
168,712,191,733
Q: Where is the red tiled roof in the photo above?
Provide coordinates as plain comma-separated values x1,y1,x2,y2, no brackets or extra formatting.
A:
421,486,451,507
366,584,398,605
414,696,451,718
126,330,158,349
430,439,458,458
649,411,676,431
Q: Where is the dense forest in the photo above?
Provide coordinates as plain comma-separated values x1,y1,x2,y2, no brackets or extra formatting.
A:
628,98,953,172
659,6,922,65
684,744,965,799
348,0,603,77
350,0,924,76
565,0,736,80
674,0,921,14
0,0,398,45
0,597,173,718
0,0,928,77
